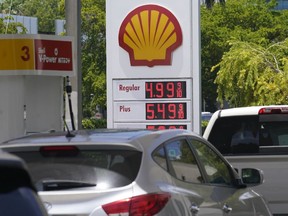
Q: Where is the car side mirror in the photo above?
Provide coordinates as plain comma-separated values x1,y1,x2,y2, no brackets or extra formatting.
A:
241,168,264,186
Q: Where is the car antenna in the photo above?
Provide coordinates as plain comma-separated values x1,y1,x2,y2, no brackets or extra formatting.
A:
63,116,75,137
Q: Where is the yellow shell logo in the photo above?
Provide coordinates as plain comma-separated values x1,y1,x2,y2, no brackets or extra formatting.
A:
119,5,182,67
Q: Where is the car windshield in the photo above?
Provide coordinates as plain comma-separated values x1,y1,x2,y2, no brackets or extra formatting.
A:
13,149,142,191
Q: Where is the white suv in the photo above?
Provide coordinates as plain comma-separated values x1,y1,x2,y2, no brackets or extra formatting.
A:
203,105,288,216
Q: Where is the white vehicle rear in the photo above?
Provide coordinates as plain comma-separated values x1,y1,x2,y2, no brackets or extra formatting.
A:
203,105,288,216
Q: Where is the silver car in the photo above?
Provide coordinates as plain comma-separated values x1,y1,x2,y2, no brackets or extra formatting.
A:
1,129,271,216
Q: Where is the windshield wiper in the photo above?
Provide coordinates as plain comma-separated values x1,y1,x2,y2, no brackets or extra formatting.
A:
41,180,96,191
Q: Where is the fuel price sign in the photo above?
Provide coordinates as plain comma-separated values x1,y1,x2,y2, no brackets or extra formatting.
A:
113,78,192,129
113,79,191,100
146,102,187,120
145,81,186,99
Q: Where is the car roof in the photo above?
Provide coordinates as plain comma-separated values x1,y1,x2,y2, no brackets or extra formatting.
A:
216,105,288,117
1,129,198,151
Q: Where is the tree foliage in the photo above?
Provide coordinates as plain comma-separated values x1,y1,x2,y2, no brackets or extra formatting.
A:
0,15,26,33
204,0,225,9
200,0,288,109
0,0,27,33
213,39,288,106
81,0,106,119
0,0,65,33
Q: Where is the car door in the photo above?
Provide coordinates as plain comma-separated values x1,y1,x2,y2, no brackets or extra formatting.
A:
188,137,258,216
163,138,222,215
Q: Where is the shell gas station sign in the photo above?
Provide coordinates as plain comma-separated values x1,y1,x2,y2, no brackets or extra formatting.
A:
106,0,200,132
0,34,75,76
118,4,182,67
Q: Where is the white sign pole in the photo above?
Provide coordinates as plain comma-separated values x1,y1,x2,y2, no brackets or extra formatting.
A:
192,0,201,134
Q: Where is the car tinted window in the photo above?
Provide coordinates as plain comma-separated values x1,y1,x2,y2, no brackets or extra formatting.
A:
208,115,288,155
165,139,203,183
259,121,288,146
13,150,141,191
191,139,233,185
208,116,259,154
153,146,168,171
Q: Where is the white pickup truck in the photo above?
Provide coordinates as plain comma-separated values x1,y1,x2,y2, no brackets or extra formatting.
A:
203,105,288,216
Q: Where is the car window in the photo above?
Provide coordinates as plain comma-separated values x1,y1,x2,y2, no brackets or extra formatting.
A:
208,115,288,155
259,121,288,146
164,139,203,183
190,139,233,185
13,149,142,191
208,116,259,154
153,146,168,171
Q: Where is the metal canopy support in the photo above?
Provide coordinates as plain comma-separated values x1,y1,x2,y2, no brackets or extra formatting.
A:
65,0,82,129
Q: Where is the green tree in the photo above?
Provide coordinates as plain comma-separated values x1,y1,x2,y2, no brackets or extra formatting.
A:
200,0,287,110
213,39,288,106
81,0,106,119
0,0,27,33
0,15,26,33
0,0,65,33
204,0,225,9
